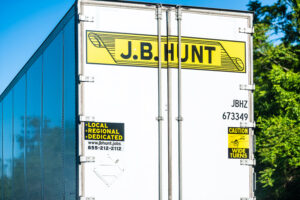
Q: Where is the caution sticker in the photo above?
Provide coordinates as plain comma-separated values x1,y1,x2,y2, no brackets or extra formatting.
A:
86,31,246,73
228,127,249,159
85,122,124,151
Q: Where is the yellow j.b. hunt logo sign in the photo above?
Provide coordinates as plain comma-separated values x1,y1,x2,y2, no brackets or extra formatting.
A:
87,31,246,73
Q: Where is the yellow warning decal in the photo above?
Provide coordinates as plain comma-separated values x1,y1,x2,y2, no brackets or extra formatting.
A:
86,31,246,73
228,127,249,159
84,122,124,141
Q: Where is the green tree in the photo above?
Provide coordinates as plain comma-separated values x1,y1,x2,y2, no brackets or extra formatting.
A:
248,0,300,199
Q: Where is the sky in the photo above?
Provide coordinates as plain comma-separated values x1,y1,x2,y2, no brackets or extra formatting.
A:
0,0,276,94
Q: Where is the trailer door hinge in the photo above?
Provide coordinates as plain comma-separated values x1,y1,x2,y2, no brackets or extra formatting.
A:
155,5,162,19
176,6,182,20
79,75,95,83
79,115,95,122
80,156,95,163
156,116,164,121
240,84,255,91
78,14,94,22
240,159,256,166
240,121,256,128
239,27,254,34
80,197,95,200
176,116,184,121
240,197,256,200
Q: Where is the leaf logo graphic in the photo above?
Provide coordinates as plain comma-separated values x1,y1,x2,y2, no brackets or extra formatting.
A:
88,32,104,48
231,57,245,71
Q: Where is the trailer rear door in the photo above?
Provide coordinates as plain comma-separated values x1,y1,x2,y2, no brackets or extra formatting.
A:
78,1,254,200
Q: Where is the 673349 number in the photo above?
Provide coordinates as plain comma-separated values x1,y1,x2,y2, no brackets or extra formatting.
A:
222,112,248,120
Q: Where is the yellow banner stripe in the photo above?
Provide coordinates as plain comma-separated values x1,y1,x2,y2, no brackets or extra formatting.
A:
87,31,246,73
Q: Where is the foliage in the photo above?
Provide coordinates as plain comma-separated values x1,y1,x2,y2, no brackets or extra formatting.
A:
248,0,300,199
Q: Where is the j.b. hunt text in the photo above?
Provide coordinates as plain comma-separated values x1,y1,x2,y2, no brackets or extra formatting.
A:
120,41,216,64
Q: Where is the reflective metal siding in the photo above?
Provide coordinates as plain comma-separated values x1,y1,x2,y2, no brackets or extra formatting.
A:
0,4,77,200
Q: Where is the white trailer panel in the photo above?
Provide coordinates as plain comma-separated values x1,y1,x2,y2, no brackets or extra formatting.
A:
78,1,254,200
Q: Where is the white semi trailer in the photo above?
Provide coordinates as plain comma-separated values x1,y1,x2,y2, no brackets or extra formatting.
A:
0,1,255,200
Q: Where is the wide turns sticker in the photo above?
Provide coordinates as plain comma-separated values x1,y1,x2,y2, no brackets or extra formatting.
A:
86,31,246,73
228,127,249,159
